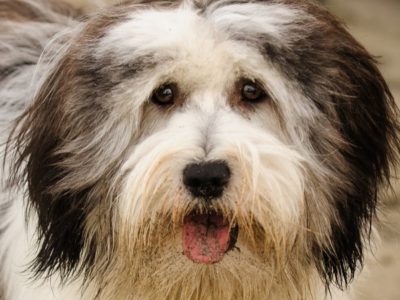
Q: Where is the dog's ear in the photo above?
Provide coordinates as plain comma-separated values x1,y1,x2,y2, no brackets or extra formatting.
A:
295,13,400,288
263,6,399,288
8,14,131,278
316,46,399,289
9,52,94,277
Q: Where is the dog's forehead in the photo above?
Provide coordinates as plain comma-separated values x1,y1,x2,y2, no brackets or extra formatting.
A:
97,7,235,75
99,2,301,48
95,1,307,80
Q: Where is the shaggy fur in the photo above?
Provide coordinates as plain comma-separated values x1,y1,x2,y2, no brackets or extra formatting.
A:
0,0,398,299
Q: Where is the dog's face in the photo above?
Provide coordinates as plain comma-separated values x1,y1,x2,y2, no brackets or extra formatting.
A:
11,0,398,298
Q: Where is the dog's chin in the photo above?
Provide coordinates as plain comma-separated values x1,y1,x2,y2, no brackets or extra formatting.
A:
182,210,239,264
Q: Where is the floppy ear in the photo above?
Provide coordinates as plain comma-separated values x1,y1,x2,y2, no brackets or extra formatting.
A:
287,10,400,288
316,49,399,288
263,5,399,287
317,42,399,289
10,51,96,277
8,12,133,278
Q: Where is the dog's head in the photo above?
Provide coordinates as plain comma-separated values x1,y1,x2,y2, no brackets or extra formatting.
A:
10,0,399,298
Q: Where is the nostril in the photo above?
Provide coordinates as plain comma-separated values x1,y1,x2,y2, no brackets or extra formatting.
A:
183,161,231,199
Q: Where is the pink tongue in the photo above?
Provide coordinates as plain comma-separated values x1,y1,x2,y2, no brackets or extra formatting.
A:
183,213,230,264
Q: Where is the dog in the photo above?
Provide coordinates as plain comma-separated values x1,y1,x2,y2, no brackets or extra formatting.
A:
0,0,398,299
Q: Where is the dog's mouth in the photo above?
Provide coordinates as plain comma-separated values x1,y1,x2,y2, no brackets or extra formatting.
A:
182,211,238,264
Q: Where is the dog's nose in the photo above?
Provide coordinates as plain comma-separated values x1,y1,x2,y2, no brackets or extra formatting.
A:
183,161,231,199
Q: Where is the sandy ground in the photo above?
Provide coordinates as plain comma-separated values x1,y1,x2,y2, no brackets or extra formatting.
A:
1,0,399,299
324,1,400,299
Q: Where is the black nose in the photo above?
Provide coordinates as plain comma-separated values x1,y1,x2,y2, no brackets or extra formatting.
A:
183,161,231,199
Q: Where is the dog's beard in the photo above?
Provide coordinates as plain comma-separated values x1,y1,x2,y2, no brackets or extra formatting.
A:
86,111,316,299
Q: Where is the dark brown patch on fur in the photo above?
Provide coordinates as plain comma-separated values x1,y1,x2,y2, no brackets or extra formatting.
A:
259,1,399,289
6,5,126,278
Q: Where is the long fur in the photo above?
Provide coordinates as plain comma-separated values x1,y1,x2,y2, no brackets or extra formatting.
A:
0,0,399,299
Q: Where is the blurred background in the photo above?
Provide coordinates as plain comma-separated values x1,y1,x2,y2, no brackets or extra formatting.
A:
323,1,400,299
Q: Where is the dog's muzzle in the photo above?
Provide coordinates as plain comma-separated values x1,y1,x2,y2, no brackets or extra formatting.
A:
182,161,238,264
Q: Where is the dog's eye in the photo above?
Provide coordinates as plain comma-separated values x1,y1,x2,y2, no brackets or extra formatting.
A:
241,81,266,103
151,83,177,106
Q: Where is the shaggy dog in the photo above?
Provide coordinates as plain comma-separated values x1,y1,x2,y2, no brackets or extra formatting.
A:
0,0,398,299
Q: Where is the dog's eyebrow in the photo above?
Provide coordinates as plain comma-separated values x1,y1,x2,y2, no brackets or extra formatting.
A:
75,53,161,90
103,54,161,81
